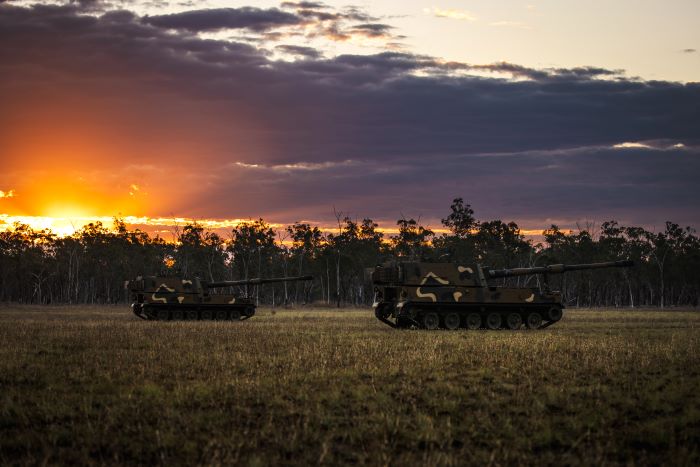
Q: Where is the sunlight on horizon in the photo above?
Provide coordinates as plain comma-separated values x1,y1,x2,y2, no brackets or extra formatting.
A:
0,213,548,240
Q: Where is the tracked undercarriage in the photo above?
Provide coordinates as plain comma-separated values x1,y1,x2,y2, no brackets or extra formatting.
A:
375,302,563,330
132,302,256,321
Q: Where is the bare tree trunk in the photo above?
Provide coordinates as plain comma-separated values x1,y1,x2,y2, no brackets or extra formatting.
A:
326,257,330,305
325,256,331,305
295,253,303,304
336,254,341,308
626,275,634,308
319,273,325,306
282,253,288,305
256,248,261,305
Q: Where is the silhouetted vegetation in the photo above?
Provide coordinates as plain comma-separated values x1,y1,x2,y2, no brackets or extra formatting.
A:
1,199,698,307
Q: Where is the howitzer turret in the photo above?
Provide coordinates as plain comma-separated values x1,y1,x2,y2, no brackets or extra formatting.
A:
372,259,633,330
127,274,313,321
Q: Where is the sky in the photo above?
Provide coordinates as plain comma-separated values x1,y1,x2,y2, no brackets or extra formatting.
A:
1,0,699,237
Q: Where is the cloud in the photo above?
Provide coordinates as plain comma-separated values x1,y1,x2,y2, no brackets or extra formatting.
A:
179,143,700,227
143,7,301,32
424,7,477,21
233,160,358,173
275,44,322,59
682,48,696,53
347,23,395,39
613,142,654,150
128,183,143,197
280,2,328,9
0,189,15,199
279,1,373,24
464,62,622,81
1,3,699,229
140,3,401,46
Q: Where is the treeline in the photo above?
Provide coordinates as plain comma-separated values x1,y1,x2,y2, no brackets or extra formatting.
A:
1,199,698,308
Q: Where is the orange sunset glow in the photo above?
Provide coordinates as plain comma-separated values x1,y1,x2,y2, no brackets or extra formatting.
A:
2,178,145,217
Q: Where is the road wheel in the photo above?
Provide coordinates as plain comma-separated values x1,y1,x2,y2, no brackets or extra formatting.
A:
157,310,169,321
201,310,213,320
186,310,198,320
506,313,522,330
526,312,543,329
444,312,460,330
548,307,563,321
423,312,440,330
486,312,501,330
215,310,227,320
172,310,184,320
228,310,241,321
466,313,481,330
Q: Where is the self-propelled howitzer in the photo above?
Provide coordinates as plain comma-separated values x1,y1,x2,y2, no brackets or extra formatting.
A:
127,274,313,321
372,260,633,330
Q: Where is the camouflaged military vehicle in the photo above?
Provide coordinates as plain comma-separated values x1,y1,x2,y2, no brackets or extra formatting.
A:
372,260,633,330
127,275,312,320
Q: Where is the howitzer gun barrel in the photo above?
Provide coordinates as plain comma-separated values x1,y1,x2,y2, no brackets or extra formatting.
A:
487,260,633,279
207,275,313,288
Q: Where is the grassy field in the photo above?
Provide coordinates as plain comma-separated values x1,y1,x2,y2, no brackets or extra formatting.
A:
1,306,699,466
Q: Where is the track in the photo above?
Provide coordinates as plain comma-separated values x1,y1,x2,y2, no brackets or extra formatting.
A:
132,304,255,321
375,302,563,330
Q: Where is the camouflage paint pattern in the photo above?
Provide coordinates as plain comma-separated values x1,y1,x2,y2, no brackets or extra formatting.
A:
373,262,560,306
130,276,247,306
372,260,632,330
126,274,312,321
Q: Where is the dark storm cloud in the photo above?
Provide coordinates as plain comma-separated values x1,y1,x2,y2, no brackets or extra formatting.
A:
1,2,699,227
143,7,300,32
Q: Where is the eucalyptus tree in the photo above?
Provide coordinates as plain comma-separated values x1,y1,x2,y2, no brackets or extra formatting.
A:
176,223,226,281
391,218,434,261
227,219,278,302
286,222,323,303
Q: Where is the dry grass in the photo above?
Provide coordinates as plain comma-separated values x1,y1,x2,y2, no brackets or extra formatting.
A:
1,305,699,465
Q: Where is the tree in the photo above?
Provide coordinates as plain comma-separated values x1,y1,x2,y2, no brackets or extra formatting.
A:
391,218,434,260
441,198,477,238
327,217,384,306
227,219,278,301
176,223,225,281
287,222,323,303
0,201,698,308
